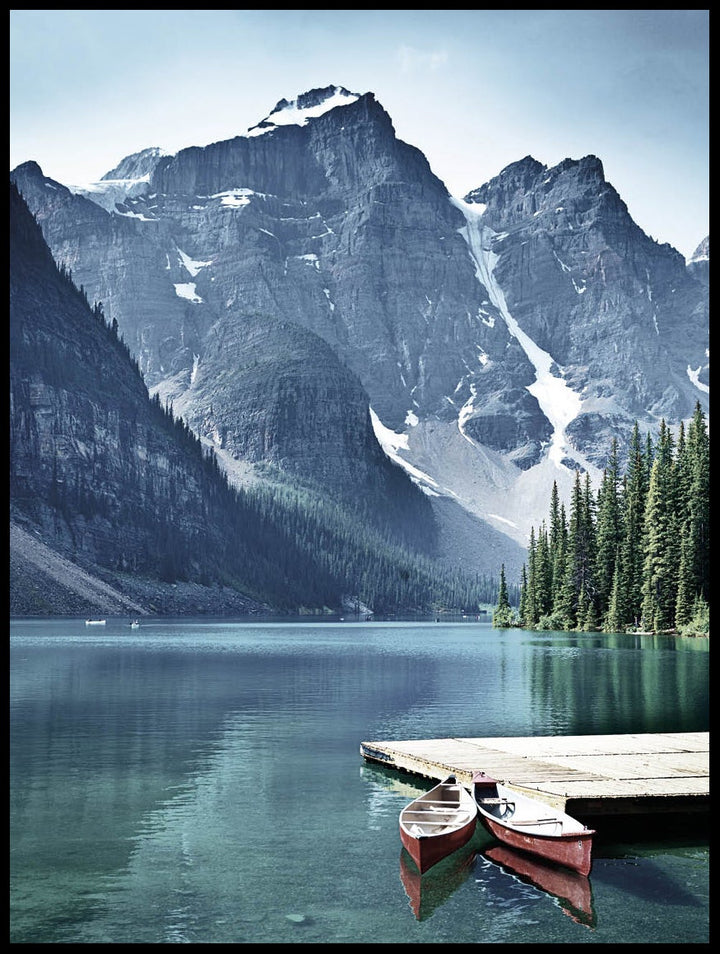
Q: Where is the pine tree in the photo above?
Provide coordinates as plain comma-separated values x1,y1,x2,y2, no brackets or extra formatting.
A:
548,481,563,603
674,525,695,629
493,564,514,628
595,438,622,624
576,582,589,631
640,421,678,631
581,587,599,631
685,402,710,602
674,420,690,518
619,423,648,628
605,549,628,633
550,501,568,615
518,563,529,625
686,593,710,636
524,527,538,627
554,471,585,629
533,521,553,620
582,471,598,607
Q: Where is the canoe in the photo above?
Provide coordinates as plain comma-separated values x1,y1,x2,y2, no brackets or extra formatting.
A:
399,775,478,874
472,771,595,876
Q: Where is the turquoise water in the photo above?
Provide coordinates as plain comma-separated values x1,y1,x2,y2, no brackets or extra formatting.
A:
10,619,709,943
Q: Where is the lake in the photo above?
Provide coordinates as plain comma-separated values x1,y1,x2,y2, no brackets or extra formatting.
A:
10,618,709,943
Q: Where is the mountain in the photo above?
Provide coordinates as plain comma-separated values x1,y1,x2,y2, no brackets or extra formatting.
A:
10,181,503,616
11,85,709,563
463,155,709,461
9,180,251,614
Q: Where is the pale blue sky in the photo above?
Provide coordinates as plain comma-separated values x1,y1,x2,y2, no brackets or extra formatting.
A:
10,9,708,259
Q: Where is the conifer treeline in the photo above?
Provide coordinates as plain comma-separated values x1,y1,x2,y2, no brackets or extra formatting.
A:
495,403,709,635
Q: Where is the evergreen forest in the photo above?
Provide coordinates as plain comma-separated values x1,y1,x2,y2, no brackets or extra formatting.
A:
493,404,709,636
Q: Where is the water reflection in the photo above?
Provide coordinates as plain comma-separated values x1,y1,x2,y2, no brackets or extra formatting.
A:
399,844,478,921
522,630,708,734
483,845,596,929
10,621,709,944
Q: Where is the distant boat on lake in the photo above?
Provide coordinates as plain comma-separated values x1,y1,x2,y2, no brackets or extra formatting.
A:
85,619,106,626
130,620,140,628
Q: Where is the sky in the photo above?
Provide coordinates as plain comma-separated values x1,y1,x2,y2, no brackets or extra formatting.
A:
10,9,709,260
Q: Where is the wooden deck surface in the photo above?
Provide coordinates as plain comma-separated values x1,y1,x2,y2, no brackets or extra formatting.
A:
359,732,709,817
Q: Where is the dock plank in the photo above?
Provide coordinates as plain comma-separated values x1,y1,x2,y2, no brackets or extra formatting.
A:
359,732,709,817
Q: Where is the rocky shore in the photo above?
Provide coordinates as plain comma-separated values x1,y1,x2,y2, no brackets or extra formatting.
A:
10,521,270,619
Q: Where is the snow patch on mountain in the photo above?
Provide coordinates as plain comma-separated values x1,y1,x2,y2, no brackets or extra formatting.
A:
174,283,202,303
688,236,709,264
369,408,440,494
70,176,153,213
687,365,709,393
115,207,156,221
190,354,200,386
246,86,360,137
66,148,168,212
458,386,481,447
399,418,538,544
177,248,212,276
323,288,335,311
450,195,589,472
211,189,253,207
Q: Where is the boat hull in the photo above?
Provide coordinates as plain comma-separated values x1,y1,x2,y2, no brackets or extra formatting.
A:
400,814,477,875
473,772,595,876
480,814,594,876
399,776,478,874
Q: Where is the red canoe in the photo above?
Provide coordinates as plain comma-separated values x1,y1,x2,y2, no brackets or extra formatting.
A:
473,771,595,876
399,775,478,874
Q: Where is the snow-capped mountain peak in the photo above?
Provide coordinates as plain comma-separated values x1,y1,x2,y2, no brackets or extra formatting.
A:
688,236,709,264
245,85,361,137
65,147,169,212
10,85,708,570
100,146,169,181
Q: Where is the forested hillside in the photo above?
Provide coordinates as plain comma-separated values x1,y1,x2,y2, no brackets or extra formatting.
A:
10,180,502,617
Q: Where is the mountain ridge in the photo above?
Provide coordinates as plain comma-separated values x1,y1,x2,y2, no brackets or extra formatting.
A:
11,84,708,561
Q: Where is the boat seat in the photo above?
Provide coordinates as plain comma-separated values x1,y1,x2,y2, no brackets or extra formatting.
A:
403,809,449,815
418,800,462,806
478,798,514,806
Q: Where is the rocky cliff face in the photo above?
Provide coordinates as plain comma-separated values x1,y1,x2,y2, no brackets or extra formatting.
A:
10,182,291,614
13,179,512,618
11,85,709,553
10,182,238,576
464,155,709,462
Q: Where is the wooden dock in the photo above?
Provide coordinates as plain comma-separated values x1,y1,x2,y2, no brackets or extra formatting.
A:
359,732,709,818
